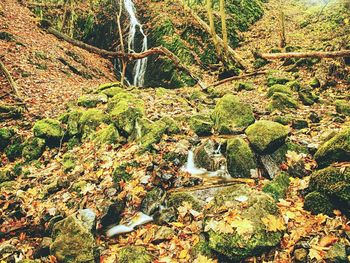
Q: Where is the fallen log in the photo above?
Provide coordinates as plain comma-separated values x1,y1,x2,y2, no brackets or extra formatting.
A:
42,24,207,89
208,71,267,88
257,50,350,60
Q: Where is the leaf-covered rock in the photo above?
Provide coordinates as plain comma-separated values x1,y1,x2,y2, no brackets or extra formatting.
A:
117,246,153,263
33,118,63,146
22,137,46,161
189,114,213,136
268,92,298,111
77,93,108,108
335,100,350,116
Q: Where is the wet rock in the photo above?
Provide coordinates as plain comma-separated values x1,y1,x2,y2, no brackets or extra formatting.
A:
50,209,98,263
194,139,225,171
245,120,290,154
304,191,334,215
268,92,298,111
263,173,290,200
267,84,292,98
77,93,108,108
100,200,125,228
211,94,255,134
141,187,166,215
206,184,284,261
325,243,347,262
314,128,350,168
153,207,177,225
226,137,257,178
167,192,202,211
294,248,308,262
189,114,213,136
34,237,52,258
152,226,175,243
117,246,153,263
33,118,63,146
292,119,308,130
22,137,46,161
335,100,350,116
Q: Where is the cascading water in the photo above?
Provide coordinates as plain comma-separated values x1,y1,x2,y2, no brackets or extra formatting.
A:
123,0,148,87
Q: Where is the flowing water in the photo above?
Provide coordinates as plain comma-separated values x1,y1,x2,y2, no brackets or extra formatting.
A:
124,0,148,87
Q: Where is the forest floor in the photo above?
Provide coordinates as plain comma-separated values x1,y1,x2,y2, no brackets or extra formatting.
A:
1,0,350,262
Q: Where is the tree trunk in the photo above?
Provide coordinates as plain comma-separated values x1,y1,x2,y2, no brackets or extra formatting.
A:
257,50,350,60
116,0,127,85
206,0,222,58
219,0,228,58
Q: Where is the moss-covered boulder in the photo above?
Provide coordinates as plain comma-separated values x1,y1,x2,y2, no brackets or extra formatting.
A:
50,209,97,263
93,124,121,145
0,128,13,150
314,128,350,168
206,184,284,261
78,109,109,139
335,100,350,116
267,84,292,98
246,120,290,153
235,82,254,91
267,71,292,87
304,191,334,215
262,173,290,200
226,137,257,178
97,82,122,92
211,94,255,134
22,137,46,161
61,153,76,172
167,192,202,211
308,166,350,213
189,114,213,136
117,246,153,263
298,87,319,106
67,110,83,137
194,139,225,171
100,86,125,98
77,93,108,108
268,92,298,111
33,118,63,146
0,168,13,183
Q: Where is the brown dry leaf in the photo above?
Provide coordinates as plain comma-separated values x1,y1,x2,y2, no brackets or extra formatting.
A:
319,236,338,247
262,215,286,232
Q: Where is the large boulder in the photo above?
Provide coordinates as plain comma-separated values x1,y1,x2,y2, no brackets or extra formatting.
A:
245,120,290,153
205,184,284,261
307,166,350,213
33,118,63,146
314,128,350,168
50,209,98,263
226,137,257,178
78,109,109,139
77,93,107,108
189,114,213,136
211,94,255,134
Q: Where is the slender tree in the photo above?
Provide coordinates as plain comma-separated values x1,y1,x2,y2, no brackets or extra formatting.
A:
279,0,286,48
206,0,222,58
116,0,127,84
219,0,228,58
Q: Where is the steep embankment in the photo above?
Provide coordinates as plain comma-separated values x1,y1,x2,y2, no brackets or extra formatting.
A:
0,0,116,121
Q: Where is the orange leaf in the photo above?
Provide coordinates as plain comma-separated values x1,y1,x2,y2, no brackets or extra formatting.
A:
319,236,338,247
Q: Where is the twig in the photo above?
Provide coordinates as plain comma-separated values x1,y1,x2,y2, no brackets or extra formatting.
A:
208,71,267,88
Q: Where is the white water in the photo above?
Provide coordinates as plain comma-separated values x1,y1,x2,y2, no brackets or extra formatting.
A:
124,0,148,87
181,150,207,175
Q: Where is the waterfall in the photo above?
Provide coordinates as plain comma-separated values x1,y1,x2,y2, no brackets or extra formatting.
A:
123,0,148,87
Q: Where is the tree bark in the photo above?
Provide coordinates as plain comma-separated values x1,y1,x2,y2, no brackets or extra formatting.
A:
206,0,222,58
257,50,350,60
220,0,228,57
0,60,22,100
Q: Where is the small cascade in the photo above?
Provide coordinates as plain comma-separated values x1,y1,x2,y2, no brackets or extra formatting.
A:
181,150,207,175
124,0,148,87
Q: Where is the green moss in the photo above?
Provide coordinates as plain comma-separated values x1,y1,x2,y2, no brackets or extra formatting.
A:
97,82,122,91
235,82,254,91
245,120,290,153
304,191,334,215
93,124,120,145
267,71,292,87
100,86,125,97
254,58,269,69
298,87,319,106
0,128,14,150
5,136,23,161
67,136,80,150
0,168,13,183
286,81,301,92
268,92,298,112
117,246,153,263
314,128,350,168
79,109,109,139
112,162,137,186
226,137,257,178
325,243,347,262
267,84,293,98
67,110,83,137
61,153,76,172
263,173,290,200
167,192,202,211
0,104,23,119
192,235,213,258
211,94,255,134
273,115,293,125
33,118,63,146
22,137,46,161
335,100,350,116
77,94,107,108
189,114,213,136
309,78,321,88
160,116,180,134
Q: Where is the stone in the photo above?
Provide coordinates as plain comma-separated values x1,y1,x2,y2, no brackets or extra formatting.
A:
0,168,13,183
292,119,308,130
153,207,177,225
314,128,350,168
22,137,46,161
100,86,124,97
0,128,13,150
267,71,292,87
100,200,125,228
50,209,97,263
309,78,321,88
245,120,290,153
226,137,257,178
33,118,63,146
267,84,292,98
152,226,175,243
67,110,83,137
304,191,334,215
268,92,298,111
34,237,52,258
93,124,121,145
194,139,225,171
263,173,290,200
97,82,122,91
298,87,319,106
211,94,255,134
117,246,153,263
78,108,109,139
189,114,213,136
77,93,108,108
335,100,350,116
141,188,165,215
61,153,76,172
325,243,347,262
235,82,254,91
167,192,202,211
4,136,23,161
206,184,284,261
294,248,308,262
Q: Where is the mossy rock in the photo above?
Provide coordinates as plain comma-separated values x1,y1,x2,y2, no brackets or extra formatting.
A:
298,87,319,106
0,128,13,150
92,124,120,145
160,116,180,135
254,58,269,69
292,119,309,130
211,94,255,134
189,114,213,136
267,84,292,98
109,99,144,137
67,110,83,137
308,166,350,212
117,246,153,263
314,128,350,168
107,93,137,111
235,82,254,91
273,115,293,125
268,92,298,112
100,86,125,97
286,81,301,92
226,137,257,178
61,153,76,172
97,82,122,92
206,184,284,261
5,136,23,161
325,242,347,262
304,191,334,215
167,192,202,211
267,71,292,87
78,109,109,139
245,120,290,153
77,94,107,108
112,162,136,187
22,137,46,161
0,104,24,119
309,78,321,88
140,187,165,215
263,173,290,200
33,118,63,146
335,100,350,116
0,168,13,183
194,139,225,171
